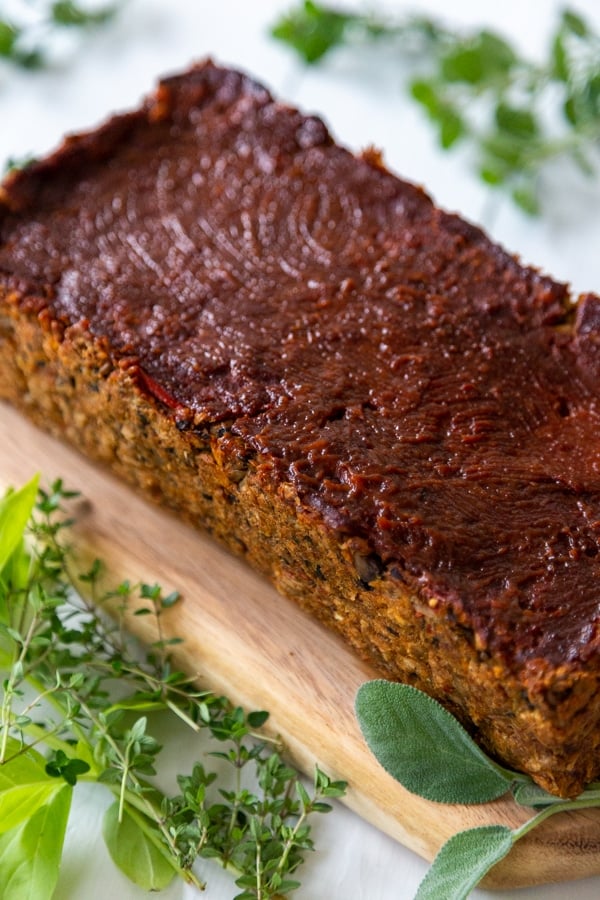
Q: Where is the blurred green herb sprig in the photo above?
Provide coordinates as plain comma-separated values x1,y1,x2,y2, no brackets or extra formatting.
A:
0,0,120,70
272,2,600,214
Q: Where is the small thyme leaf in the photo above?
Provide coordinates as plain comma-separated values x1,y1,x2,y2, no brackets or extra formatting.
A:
44,749,90,785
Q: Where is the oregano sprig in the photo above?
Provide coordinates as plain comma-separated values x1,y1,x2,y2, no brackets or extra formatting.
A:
0,476,346,898
356,680,600,899
272,2,600,214
0,0,122,71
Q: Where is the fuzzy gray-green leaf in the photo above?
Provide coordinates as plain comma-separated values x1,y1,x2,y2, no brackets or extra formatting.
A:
415,825,513,899
355,681,512,803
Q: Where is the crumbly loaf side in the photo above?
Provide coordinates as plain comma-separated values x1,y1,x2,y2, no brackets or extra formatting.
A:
1,289,598,797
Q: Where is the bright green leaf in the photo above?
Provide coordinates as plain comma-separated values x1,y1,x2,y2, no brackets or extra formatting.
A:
0,739,49,790
410,79,441,116
439,109,465,148
355,681,513,803
102,802,176,890
1,536,32,598
0,783,62,834
0,475,39,575
415,825,514,899
0,784,72,900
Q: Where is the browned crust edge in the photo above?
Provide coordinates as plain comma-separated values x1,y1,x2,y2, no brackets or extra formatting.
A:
1,287,599,797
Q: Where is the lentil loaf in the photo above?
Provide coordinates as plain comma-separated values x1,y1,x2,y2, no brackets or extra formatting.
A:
1,61,599,797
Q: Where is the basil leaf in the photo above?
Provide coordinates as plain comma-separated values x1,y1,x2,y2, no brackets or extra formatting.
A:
0,738,49,788
0,784,72,900
102,801,176,890
0,783,62,834
415,825,513,899
0,475,39,574
355,681,512,803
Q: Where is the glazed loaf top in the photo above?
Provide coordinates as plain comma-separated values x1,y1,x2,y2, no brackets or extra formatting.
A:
1,61,599,671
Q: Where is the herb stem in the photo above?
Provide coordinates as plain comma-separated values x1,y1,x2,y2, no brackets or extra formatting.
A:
0,606,43,762
513,792,600,842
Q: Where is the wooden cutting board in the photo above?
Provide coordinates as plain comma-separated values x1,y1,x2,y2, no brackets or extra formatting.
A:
2,401,600,890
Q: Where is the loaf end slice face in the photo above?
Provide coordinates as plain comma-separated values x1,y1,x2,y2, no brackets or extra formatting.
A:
1,61,599,797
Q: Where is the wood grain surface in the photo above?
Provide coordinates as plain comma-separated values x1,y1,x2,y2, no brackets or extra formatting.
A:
2,400,600,889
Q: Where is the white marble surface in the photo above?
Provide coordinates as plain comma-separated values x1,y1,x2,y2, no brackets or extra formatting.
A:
2,1,600,898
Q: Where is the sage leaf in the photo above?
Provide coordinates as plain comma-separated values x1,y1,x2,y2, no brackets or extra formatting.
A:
355,681,512,803
0,784,72,900
512,780,570,808
415,825,513,899
102,801,176,890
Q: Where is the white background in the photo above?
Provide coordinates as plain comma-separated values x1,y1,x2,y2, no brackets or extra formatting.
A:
2,1,600,898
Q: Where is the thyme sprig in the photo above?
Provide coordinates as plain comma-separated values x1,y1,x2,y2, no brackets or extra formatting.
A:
0,476,345,898
272,2,600,214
